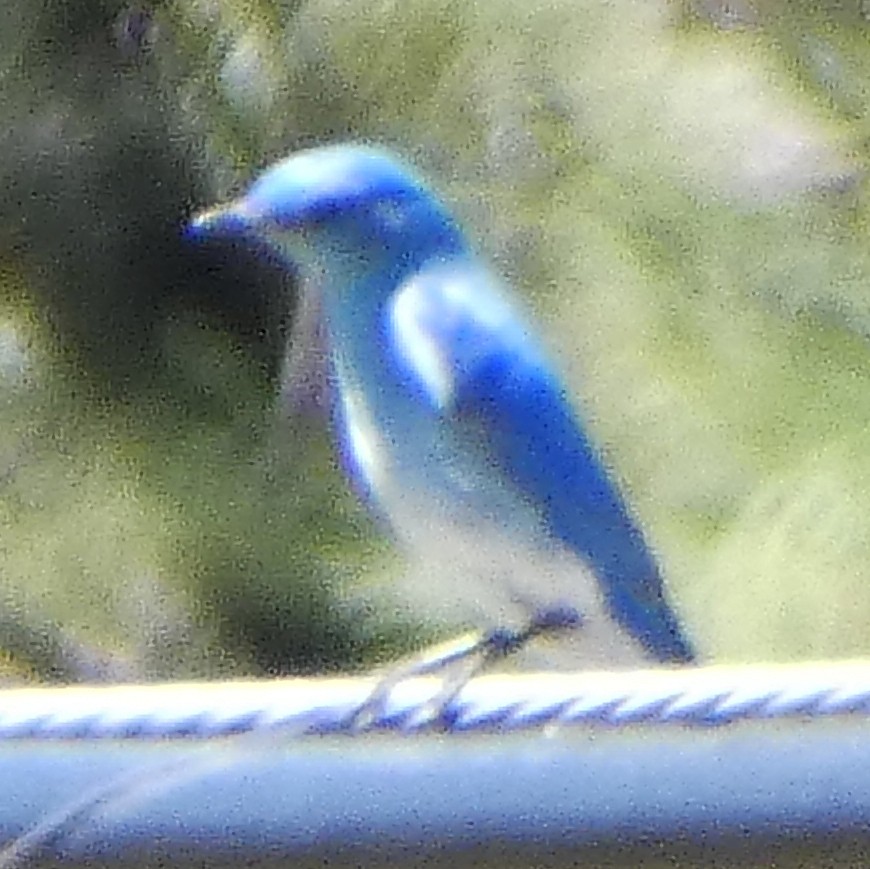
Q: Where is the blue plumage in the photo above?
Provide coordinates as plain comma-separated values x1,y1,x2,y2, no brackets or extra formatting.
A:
189,144,695,665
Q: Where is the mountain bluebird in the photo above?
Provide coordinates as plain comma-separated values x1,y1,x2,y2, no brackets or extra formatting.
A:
188,144,695,672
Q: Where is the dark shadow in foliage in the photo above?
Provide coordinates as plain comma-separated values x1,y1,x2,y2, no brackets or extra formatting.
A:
0,0,387,678
0,2,296,399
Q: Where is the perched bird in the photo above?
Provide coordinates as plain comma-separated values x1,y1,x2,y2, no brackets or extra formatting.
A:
188,144,695,671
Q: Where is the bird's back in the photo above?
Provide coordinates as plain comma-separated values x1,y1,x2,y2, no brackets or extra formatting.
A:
371,257,695,663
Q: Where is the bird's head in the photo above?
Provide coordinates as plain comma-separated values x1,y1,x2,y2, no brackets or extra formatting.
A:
188,144,467,278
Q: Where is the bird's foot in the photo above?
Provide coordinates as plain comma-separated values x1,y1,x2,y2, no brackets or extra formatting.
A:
344,604,583,733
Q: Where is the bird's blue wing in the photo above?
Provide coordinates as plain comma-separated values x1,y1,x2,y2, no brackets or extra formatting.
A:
388,258,694,663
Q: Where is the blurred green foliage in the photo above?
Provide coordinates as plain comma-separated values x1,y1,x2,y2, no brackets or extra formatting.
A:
0,0,869,679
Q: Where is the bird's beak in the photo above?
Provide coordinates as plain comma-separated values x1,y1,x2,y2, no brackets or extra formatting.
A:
185,199,260,242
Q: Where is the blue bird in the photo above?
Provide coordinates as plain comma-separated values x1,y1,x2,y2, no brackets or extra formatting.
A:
188,144,695,670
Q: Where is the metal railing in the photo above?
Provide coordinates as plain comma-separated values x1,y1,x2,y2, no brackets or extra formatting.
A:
1,661,869,867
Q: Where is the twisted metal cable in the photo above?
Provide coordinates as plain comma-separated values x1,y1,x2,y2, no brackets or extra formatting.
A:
1,660,870,739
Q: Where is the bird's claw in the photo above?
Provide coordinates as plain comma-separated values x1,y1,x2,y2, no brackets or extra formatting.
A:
344,604,584,733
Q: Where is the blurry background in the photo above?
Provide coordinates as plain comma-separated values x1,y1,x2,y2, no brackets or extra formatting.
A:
0,0,868,681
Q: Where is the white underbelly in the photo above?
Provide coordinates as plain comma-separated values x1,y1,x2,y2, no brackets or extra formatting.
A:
378,506,651,670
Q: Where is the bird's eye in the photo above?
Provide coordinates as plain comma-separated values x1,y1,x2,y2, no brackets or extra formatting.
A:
276,200,340,230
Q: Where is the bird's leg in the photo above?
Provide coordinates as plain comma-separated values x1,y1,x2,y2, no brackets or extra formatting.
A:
345,604,583,732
